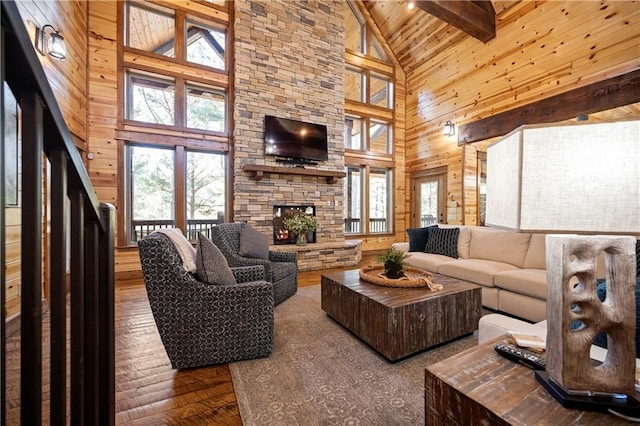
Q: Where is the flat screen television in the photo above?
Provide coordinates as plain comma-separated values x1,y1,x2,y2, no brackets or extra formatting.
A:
264,115,328,164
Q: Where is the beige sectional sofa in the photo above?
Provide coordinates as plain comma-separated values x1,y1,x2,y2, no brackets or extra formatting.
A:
392,225,551,322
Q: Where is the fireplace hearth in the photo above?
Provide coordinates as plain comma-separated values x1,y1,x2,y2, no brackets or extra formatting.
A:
273,205,316,245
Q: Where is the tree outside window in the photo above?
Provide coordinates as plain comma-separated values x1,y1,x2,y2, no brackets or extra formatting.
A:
128,145,227,242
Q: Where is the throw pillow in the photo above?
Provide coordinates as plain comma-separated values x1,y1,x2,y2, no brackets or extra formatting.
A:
195,233,237,286
424,226,459,258
406,226,435,252
239,224,269,260
636,239,640,277
592,277,640,358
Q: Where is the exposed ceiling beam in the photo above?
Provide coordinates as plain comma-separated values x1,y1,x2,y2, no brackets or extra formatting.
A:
458,69,640,144
414,0,496,42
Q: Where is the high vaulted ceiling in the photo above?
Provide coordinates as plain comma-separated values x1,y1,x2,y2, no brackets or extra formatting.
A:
363,0,519,74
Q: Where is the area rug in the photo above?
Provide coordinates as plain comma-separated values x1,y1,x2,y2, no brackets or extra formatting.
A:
229,285,478,425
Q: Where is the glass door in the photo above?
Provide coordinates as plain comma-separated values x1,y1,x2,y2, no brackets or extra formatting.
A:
412,173,446,228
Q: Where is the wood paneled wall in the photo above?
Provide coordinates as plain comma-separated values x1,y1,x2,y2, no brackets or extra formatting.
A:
9,1,88,320
405,1,640,225
16,0,88,147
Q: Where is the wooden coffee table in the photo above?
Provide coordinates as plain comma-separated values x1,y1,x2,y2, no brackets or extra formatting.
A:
425,336,640,424
320,269,481,361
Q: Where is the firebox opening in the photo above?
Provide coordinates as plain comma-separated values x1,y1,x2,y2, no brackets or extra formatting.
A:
273,205,316,245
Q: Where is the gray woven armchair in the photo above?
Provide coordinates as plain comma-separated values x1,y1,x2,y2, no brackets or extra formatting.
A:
211,223,298,305
138,232,274,369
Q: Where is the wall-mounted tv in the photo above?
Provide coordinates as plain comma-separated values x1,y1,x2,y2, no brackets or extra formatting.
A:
264,115,328,164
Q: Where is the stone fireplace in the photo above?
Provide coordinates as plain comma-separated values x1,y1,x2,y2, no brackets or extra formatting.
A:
232,1,362,270
273,205,316,245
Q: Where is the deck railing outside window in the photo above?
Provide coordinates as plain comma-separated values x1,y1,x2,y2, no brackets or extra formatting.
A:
132,218,224,241
344,218,388,234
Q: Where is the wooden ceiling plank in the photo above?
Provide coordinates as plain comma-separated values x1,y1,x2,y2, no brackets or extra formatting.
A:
414,0,496,42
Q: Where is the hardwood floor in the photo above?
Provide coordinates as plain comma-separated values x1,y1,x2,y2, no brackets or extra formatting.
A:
6,253,378,426
3,252,379,424
114,253,378,425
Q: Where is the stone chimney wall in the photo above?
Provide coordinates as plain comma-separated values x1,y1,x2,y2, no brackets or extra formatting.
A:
233,0,346,243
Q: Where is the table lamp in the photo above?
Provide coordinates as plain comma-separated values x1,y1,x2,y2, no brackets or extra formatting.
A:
485,120,639,411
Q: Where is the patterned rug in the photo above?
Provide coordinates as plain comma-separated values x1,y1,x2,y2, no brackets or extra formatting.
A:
229,285,478,425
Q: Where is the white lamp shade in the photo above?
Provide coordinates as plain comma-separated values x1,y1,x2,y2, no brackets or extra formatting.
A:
486,120,640,233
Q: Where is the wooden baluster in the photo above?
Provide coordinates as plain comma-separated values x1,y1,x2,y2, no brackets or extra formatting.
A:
70,189,85,426
98,204,115,426
21,91,43,425
84,220,99,423
49,149,68,423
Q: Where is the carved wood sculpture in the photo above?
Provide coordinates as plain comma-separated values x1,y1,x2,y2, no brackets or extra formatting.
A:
546,235,636,395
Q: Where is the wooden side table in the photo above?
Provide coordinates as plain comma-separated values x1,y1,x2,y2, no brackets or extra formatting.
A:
425,337,640,425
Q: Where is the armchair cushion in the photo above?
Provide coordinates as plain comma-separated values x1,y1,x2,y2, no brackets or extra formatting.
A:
196,233,237,286
239,224,269,260
271,262,297,282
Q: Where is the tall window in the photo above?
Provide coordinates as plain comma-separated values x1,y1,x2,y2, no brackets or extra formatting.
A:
126,144,226,242
186,84,225,131
185,21,226,70
127,72,176,125
344,166,392,234
345,67,365,103
119,0,230,246
344,117,363,150
369,168,391,233
125,1,226,70
344,167,362,233
126,2,176,57
345,1,396,235
123,1,228,133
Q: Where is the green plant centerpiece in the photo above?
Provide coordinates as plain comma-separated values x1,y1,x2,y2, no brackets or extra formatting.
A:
377,247,410,279
283,210,318,246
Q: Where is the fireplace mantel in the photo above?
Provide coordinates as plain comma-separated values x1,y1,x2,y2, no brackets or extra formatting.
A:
243,164,346,184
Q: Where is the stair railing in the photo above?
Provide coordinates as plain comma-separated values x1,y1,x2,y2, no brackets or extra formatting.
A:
2,2,115,425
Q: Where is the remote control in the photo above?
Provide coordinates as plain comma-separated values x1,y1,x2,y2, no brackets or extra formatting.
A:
495,343,546,370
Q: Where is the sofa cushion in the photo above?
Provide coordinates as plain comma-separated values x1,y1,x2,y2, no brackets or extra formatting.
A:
469,227,531,268
239,225,269,260
195,233,237,286
425,227,459,258
437,259,520,287
494,269,547,300
524,234,546,269
404,252,455,273
406,226,435,252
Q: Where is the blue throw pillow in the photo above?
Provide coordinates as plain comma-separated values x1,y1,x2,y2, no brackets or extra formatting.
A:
592,277,640,358
406,226,435,252
424,226,459,258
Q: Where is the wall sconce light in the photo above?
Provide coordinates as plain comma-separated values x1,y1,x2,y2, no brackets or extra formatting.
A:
407,2,415,10
35,24,66,60
443,120,455,136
